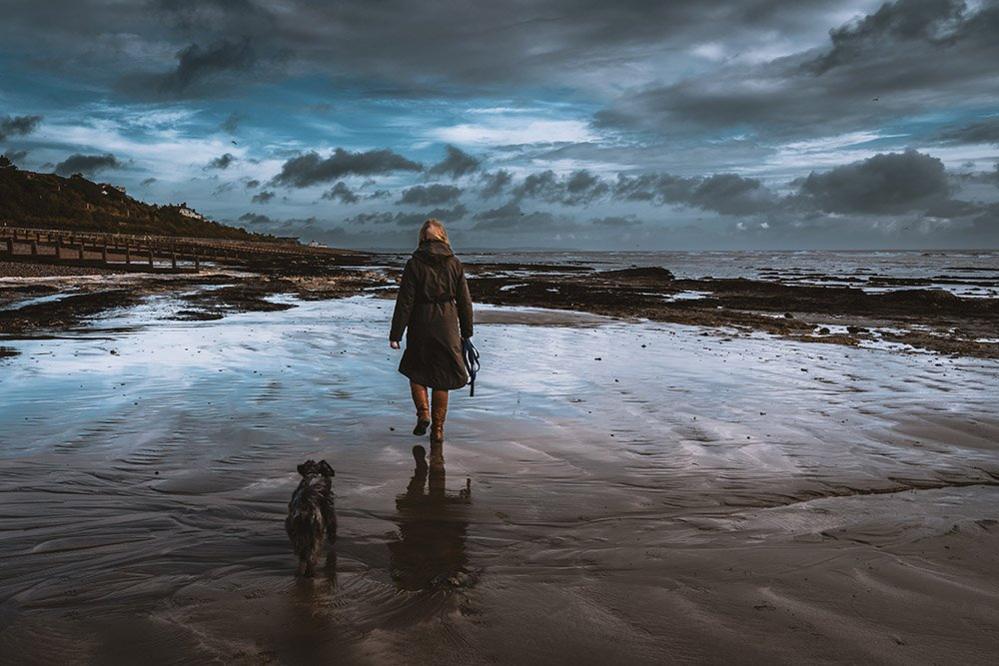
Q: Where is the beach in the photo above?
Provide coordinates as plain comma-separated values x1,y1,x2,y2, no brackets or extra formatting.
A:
6,0,998,659
1,274,998,663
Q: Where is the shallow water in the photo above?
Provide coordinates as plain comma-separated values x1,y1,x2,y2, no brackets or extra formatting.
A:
1,295,998,664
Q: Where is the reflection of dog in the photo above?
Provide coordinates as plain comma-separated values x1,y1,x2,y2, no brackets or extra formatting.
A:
285,459,337,576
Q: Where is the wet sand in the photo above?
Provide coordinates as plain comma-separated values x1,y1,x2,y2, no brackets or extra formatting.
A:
1,294,997,664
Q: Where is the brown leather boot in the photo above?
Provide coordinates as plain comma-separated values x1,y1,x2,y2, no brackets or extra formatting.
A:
429,389,448,472
410,382,430,436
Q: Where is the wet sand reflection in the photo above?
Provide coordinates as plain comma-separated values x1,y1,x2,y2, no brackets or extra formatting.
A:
388,445,473,592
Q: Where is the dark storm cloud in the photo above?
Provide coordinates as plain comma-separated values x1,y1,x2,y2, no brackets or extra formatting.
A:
8,0,996,150
342,212,393,225
272,148,422,188
212,181,237,196
807,0,969,74
563,170,610,203
428,145,480,178
985,164,999,186
599,149,983,221
322,181,360,204
478,170,513,198
682,174,778,215
54,153,121,176
513,171,558,200
793,149,953,215
168,40,257,92
155,0,273,26
614,172,776,216
936,117,999,145
238,212,273,225
471,201,570,232
513,169,610,205
206,153,236,169
343,204,468,228
245,179,260,189
597,0,999,138
474,201,522,221
221,112,242,134
396,204,467,227
0,115,41,141
0,1,876,102
4,149,29,163
397,184,463,206
251,190,275,204
141,177,157,186
278,0,861,94
592,215,641,227
120,38,261,99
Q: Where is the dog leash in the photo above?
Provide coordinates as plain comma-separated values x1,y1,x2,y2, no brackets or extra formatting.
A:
462,338,480,396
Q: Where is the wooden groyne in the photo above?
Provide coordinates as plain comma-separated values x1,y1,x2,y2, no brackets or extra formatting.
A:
0,226,353,273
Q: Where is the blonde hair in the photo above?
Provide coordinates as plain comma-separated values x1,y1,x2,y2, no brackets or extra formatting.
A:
419,218,450,245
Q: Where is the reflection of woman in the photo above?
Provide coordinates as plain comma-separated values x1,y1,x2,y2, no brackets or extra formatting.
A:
389,219,474,473
388,446,471,591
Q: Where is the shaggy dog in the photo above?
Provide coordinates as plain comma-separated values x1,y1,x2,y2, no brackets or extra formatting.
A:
285,459,337,576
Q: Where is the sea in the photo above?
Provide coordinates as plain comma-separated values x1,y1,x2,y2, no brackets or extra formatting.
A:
377,249,999,297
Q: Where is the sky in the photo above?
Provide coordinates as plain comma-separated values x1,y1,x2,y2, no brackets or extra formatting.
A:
1,0,998,250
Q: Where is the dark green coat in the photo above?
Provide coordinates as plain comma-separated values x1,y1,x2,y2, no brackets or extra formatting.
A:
390,240,473,390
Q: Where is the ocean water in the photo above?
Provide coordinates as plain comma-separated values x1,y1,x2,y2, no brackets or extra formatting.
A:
457,248,999,276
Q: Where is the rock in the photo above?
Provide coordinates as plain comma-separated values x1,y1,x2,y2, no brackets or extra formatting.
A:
599,266,675,281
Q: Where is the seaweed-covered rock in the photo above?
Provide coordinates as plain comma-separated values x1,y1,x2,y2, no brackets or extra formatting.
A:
600,266,675,281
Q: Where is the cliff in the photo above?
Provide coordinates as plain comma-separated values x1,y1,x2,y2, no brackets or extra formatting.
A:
0,157,262,240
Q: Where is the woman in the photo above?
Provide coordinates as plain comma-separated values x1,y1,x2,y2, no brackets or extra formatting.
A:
389,219,473,472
